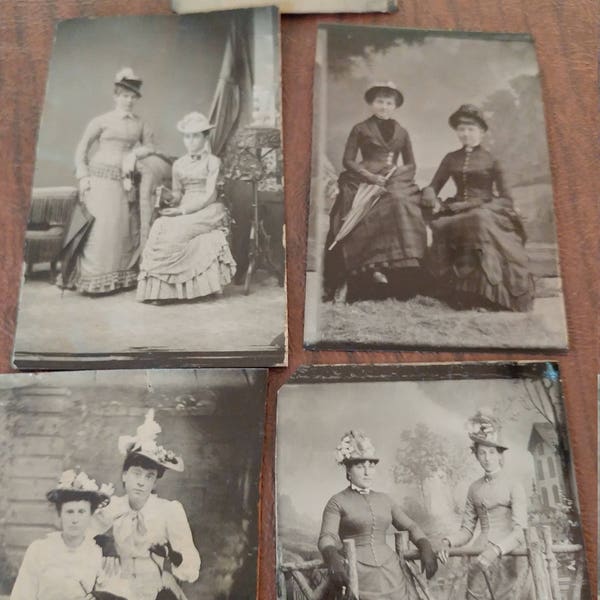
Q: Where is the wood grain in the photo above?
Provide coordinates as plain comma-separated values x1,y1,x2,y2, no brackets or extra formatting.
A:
0,0,597,597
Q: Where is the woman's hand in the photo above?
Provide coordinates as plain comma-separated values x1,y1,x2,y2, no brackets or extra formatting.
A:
101,556,121,577
415,537,438,579
437,538,451,565
322,546,349,589
476,544,501,570
448,201,472,213
371,174,388,188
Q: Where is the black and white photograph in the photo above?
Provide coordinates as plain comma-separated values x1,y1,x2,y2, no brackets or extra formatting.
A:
172,0,398,14
0,368,266,600
276,362,590,599
304,25,568,350
12,8,286,369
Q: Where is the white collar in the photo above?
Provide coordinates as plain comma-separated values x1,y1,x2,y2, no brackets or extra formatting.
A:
115,109,135,119
350,484,370,495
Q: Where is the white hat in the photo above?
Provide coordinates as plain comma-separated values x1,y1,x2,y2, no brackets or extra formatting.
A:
177,111,216,134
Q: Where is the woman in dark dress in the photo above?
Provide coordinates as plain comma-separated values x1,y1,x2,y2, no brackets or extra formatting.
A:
318,431,437,599
323,83,428,302
422,104,534,311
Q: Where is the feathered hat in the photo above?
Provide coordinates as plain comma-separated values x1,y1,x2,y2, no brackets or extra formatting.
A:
114,67,143,97
335,430,379,465
118,409,184,472
467,409,508,451
46,468,114,509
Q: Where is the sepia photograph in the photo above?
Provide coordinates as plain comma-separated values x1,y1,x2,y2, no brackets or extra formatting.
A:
12,8,286,369
276,362,590,599
304,25,568,351
172,0,397,14
0,368,266,600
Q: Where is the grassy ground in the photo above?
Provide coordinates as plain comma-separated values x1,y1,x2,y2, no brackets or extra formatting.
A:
313,289,568,350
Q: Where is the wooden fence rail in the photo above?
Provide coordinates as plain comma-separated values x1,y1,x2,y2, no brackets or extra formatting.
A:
278,526,584,600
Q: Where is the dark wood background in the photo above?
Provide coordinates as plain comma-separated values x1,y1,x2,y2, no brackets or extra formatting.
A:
0,0,597,596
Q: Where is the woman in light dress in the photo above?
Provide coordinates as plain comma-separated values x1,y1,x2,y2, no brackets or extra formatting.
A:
69,67,154,294
10,469,120,600
92,410,201,600
438,410,534,599
137,112,236,301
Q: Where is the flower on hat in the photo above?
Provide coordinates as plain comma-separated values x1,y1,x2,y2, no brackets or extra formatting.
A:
335,430,376,465
467,408,501,442
55,468,114,498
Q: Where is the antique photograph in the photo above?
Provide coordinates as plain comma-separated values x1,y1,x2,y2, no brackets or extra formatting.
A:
276,362,590,599
172,0,397,14
304,25,568,350
0,368,266,599
13,8,286,369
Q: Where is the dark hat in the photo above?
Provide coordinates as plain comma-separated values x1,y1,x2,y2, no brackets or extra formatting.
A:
364,81,404,107
467,410,508,451
114,67,143,97
448,104,488,131
46,469,114,509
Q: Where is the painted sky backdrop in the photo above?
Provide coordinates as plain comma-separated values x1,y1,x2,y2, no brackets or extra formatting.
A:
324,28,544,187
277,378,567,531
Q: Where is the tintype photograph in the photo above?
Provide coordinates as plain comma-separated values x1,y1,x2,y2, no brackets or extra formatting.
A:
12,8,286,369
0,368,266,599
304,25,568,350
172,0,397,14
276,363,590,599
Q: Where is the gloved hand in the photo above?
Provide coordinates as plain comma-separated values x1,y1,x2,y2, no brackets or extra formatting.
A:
476,544,501,570
415,537,438,579
150,542,183,567
94,534,119,558
322,546,349,588
420,187,438,209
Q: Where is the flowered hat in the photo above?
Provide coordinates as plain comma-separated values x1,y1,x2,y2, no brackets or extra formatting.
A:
467,409,508,451
118,409,184,472
177,111,216,134
114,67,143,97
46,468,114,509
335,430,379,465
364,81,404,107
448,104,488,131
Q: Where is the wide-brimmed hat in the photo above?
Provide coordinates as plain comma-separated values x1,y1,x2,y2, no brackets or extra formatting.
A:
114,67,143,97
448,104,488,131
467,409,508,451
177,111,216,134
118,409,184,472
336,430,379,465
364,81,404,107
46,468,114,508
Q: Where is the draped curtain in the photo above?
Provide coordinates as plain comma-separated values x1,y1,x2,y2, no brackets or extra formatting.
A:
209,14,254,157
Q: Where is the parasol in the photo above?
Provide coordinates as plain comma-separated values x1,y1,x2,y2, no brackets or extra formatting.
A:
328,166,396,251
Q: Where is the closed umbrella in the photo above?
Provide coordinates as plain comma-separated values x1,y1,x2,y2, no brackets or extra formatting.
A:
328,167,396,251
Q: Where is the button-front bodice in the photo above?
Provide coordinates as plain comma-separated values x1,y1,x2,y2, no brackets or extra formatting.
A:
427,145,512,203
318,487,425,567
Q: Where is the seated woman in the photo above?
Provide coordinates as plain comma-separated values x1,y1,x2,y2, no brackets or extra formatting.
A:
137,112,236,302
323,82,428,302
422,104,534,311
10,469,119,600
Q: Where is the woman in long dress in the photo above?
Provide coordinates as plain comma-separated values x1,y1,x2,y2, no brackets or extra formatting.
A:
10,469,117,600
318,431,437,599
92,410,201,600
323,82,428,302
137,112,236,301
421,104,534,311
437,410,533,599
69,67,154,294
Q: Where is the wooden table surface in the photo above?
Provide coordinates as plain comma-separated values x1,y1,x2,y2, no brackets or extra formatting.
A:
0,0,597,596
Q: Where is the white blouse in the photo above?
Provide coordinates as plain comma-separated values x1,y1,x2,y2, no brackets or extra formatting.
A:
10,532,102,600
92,494,201,583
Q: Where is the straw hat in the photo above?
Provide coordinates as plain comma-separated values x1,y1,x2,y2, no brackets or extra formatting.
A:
467,409,508,451
46,468,114,508
176,111,216,134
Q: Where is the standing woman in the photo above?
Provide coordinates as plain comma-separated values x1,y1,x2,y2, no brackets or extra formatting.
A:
92,410,201,600
437,410,533,599
422,104,534,311
10,469,116,600
69,68,154,294
323,82,428,302
318,431,437,599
